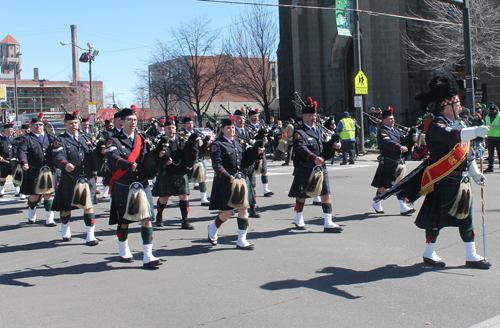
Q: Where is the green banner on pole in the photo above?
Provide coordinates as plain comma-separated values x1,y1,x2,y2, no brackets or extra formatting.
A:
336,0,352,37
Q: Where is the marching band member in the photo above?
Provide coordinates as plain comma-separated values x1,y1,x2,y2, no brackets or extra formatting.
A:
246,108,274,197
17,114,57,226
11,124,29,199
234,109,262,218
288,98,343,233
0,123,15,197
106,107,163,269
153,118,200,229
371,110,415,215
179,114,211,206
51,111,99,245
207,118,263,250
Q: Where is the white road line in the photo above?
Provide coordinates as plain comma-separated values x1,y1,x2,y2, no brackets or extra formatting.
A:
469,315,500,328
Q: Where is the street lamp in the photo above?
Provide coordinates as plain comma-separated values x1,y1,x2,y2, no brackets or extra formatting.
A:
60,41,99,119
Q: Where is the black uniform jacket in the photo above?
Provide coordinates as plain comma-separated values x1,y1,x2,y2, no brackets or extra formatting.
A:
0,134,13,160
17,132,56,169
377,125,405,160
106,130,150,187
210,135,244,183
158,136,187,176
293,122,325,166
52,131,94,179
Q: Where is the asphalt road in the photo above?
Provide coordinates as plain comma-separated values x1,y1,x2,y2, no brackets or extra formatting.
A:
1,153,499,328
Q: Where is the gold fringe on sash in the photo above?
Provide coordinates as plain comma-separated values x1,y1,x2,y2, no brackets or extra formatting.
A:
34,166,54,195
392,162,406,186
228,173,249,209
448,176,472,220
71,178,93,210
13,165,23,186
305,165,324,198
124,182,151,222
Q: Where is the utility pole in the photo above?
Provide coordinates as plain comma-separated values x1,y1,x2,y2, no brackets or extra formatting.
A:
436,0,474,109
352,0,364,152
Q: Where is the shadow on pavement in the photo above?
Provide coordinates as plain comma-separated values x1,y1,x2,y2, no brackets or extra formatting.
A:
261,263,464,299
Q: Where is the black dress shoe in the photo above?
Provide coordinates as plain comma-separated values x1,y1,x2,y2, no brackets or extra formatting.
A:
28,220,35,224
466,259,492,269
340,162,347,165
156,213,163,227
312,201,322,205
324,226,343,233
281,163,289,166
201,202,210,206
249,209,261,218
86,240,99,246
15,194,20,197
193,185,200,190
349,161,355,165
236,244,255,250
45,223,57,227
294,223,306,230
120,256,134,263
264,191,274,197
401,208,416,215
143,259,164,269
62,237,72,242
181,220,195,230
423,257,446,267
484,168,494,173
0,194,4,198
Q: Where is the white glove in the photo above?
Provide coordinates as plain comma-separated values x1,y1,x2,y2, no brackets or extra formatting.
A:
460,126,490,142
469,160,486,186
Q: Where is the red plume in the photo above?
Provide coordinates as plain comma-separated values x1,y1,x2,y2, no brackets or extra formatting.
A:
29,122,32,126
231,116,236,122
313,101,318,109
309,97,313,103
9,122,14,127
39,113,43,118
74,110,79,116
388,106,394,112
170,115,175,122
44,119,48,123
241,107,245,112
255,108,259,112
87,116,90,120
131,105,137,111
160,118,165,123
189,114,193,118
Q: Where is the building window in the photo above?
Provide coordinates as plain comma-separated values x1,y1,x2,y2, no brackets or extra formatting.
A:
40,89,44,94
19,100,23,104
33,88,37,93
53,88,57,93
24,90,27,94
18,89,23,93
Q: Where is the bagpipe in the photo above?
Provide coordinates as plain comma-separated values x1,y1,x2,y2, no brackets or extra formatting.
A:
292,92,336,141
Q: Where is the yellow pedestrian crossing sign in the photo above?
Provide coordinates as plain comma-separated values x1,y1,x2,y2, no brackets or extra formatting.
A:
355,70,368,95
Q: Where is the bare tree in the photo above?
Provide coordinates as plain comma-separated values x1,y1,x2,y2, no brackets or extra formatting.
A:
403,0,500,75
228,1,279,123
166,16,232,127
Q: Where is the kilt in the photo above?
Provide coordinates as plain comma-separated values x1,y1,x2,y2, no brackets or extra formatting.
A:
20,167,55,195
109,179,153,225
0,162,12,178
415,175,473,230
209,174,256,211
288,165,330,198
89,176,97,200
152,174,190,197
52,173,92,212
371,157,399,189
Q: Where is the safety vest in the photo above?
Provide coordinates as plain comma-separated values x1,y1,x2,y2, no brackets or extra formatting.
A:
339,118,355,140
485,114,500,137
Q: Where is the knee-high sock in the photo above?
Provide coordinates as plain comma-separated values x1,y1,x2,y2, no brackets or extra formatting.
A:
215,215,224,228
321,203,332,214
43,199,53,212
84,213,95,227
28,199,38,210
237,218,249,231
179,200,189,220
459,225,476,243
116,226,129,242
294,199,305,213
141,226,153,244
60,214,71,224
199,182,207,192
261,175,268,184
157,199,167,215
425,229,440,243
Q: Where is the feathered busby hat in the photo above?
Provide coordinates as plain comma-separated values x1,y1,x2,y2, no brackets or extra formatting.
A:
164,115,176,127
248,108,259,116
81,116,90,123
182,114,194,124
221,118,234,128
3,122,14,129
113,112,121,119
381,110,394,120
31,113,44,124
234,108,244,117
302,97,317,114
65,110,79,121
21,124,29,130
120,107,136,120
415,70,461,114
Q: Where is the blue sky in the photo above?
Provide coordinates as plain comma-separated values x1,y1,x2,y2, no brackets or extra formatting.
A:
3,0,278,107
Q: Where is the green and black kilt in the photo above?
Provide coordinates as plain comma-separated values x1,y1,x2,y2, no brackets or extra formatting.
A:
152,174,190,197
288,165,330,198
52,173,93,212
415,175,473,230
0,162,12,178
371,157,399,189
209,174,256,211
109,179,153,225
20,167,55,195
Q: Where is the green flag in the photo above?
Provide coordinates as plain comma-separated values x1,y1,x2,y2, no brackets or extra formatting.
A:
336,0,352,37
